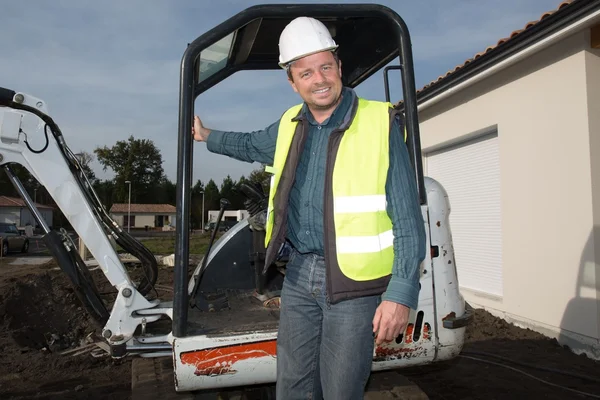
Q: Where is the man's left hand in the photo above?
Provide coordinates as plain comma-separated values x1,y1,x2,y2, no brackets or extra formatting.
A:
372,300,410,346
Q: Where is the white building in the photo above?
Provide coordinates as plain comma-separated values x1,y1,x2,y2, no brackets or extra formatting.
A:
110,203,176,230
411,0,600,358
0,195,53,228
206,209,249,224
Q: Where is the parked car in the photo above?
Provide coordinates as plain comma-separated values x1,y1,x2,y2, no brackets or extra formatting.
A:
0,222,29,256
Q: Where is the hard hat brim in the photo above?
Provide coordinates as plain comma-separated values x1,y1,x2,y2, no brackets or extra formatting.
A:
278,45,339,69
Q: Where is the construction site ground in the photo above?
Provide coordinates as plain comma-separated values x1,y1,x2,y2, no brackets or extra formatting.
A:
0,256,598,400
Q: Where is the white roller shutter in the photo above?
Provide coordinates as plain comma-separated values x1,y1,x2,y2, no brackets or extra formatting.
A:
425,133,503,297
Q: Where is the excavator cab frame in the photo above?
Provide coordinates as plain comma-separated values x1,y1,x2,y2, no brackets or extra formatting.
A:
0,3,471,395
174,2,426,339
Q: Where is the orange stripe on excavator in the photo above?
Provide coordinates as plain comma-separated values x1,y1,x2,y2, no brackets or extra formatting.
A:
180,340,277,376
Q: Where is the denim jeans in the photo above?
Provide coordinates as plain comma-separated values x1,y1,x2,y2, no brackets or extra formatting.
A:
276,249,380,399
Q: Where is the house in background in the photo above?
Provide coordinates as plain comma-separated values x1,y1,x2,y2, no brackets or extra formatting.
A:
206,210,249,224
110,203,177,230
0,195,54,228
205,209,249,231
410,0,600,359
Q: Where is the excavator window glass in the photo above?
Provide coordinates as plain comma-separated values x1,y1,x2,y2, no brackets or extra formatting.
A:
198,32,236,83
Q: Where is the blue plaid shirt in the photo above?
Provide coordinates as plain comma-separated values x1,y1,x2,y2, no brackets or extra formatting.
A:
206,87,425,309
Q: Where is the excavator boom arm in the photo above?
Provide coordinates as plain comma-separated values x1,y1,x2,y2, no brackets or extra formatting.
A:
0,88,164,349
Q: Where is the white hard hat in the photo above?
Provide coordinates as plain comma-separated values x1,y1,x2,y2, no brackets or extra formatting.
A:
278,17,338,68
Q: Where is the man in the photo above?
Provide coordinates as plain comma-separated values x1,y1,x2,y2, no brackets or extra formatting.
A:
193,16,426,400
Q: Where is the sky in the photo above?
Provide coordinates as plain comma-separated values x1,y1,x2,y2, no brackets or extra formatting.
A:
2,0,564,187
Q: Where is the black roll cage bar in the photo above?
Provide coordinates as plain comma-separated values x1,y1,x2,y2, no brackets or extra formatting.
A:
173,3,424,337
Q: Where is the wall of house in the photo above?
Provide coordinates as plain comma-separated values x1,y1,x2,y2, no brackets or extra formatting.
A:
0,208,19,224
20,209,53,228
207,210,249,223
165,214,176,226
134,215,155,228
419,30,600,355
112,215,124,227
584,32,600,352
111,213,169,229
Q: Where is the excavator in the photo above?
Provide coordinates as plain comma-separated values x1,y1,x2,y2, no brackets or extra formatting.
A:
0,3,472,398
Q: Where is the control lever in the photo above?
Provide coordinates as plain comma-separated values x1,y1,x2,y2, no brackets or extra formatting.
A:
189,198,230,309
204,198,230,258
239,182,267,217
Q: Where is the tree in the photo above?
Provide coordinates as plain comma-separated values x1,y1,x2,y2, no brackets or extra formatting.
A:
0,164,48,205
203,179,220,227
192,180,205,195
155,179,176,205
94,136,165,203
248,166,272,195
75,151,98,186
191,180,205,229
92,179,115,210
219,175,236,205
232,175,249,210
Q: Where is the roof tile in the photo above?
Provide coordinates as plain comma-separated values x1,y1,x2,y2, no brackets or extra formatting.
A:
0,196,53,209
417,0,576,93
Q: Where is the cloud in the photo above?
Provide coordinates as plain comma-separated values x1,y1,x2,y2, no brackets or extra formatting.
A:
410,1,557,61
1,0,563,187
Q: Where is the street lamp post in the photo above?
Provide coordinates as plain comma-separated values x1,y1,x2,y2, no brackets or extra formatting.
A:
200,191,205,232
125,180,131,233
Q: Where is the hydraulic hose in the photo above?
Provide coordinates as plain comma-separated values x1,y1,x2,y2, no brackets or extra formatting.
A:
5,93,158,297
43,230,110,325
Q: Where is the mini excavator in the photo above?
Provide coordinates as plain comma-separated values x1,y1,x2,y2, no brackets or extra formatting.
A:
0,3,472,397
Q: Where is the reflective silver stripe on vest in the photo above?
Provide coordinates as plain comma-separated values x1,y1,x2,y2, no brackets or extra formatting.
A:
336,229,394,254
334,195,387,213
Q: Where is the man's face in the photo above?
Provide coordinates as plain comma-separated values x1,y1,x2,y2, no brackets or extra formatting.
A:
287,51,343,112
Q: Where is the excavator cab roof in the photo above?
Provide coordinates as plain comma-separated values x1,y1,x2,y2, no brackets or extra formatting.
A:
173,3,424,337
192,6,402,93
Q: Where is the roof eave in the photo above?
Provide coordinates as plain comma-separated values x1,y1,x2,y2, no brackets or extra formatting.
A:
0,204,54,209
404,0,600,111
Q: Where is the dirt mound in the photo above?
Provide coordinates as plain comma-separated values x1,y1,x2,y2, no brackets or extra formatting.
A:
406,308,600,399
0,258,599,400
0,263,131,399
0,271,96,351
465,308,545,342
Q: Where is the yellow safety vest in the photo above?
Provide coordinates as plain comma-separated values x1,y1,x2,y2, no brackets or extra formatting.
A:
265,98,397,281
